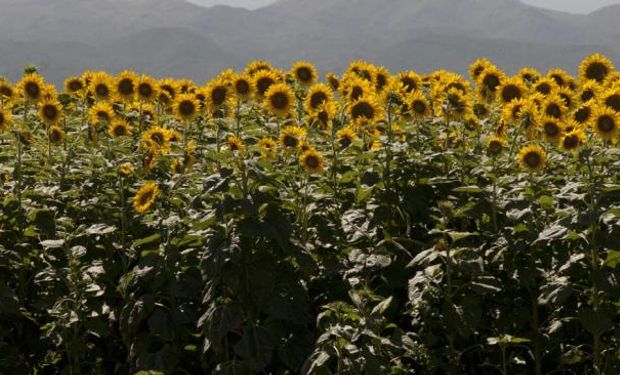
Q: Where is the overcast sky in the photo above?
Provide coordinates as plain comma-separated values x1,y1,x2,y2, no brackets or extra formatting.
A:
187,0,620,14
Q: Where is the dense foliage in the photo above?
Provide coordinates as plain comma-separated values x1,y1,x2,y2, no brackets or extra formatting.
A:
0,56,619,374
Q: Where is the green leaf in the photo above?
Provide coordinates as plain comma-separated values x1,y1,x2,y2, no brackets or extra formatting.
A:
452,186,483,193
578,307,612,337
133,233,162,249
603,250,620,268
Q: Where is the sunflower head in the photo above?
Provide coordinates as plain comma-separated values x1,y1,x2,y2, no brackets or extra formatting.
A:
486,135,507,156
579,80,601,103
173,94,200,121
279,125,307,149
89,72,114,102
539,116,564,143
517,144,547,172
133,181,159,214
310,101,338,130
158,78,177,101
600,88,620,112
533,78,558,97
257,137,277,159
232,74,254,101
407,91,431,119
396,71,421,94
245,60,273,77
64,77,85,95
560,128,586,153
108,119,131,138
580,54,615,84
518,67,541,84
300,148,324,174
291,61,318,86
337,126,357,149
547,69,573,89
227,135,245,153
326,72,340,92
477,66,505,101
498,77,527,103
205,78,230,112
592,106,620,141
349,95,384,127
0,109,11,132
253,70,281,98
141,126,172,154
136,75,158,102
542,94,567,119
264,83,294,118
305,83,333,114
18,73,46,102
572,101,594,127
48,125,65,145
89,102,115,127
469,58,492,81
118,162,134,177
373,66,392,92
38,99,63,126
0,80,14,101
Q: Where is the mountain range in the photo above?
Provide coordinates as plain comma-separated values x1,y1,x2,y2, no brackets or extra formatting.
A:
0,0,619,84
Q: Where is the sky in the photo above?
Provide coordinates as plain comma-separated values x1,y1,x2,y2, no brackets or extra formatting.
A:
187,0,620,14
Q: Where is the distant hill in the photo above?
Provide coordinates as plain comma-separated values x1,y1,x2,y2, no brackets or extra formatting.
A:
0,0,618,84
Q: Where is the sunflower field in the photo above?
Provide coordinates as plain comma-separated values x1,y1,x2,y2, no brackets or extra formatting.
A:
0,55,619,375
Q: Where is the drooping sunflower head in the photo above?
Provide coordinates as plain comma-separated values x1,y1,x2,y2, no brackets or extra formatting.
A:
542,94,567,119
572,100,595,127
257,137,277,159
310,101,338,130
0,109,12,132
592,106,620,141
579,54,615,84
38,99,63,126
468,58,493,82
108,119,131,138
17,73,46,102
305,83,333,114
539,116,564,143
133,181,159,214
300,148,324,174
498,77,527,104
486,135,507,156
599,87,620,112
136,75,158,102
89,72,114,102
264,83,294,118
517,144,547,172
173,93,200,121
560,127,587,153
226,135,245,153
89,102,116,127
253,70,281,99
326,72,340,92
518,67,541,85
278,125,307,149
115,71,137,101
348,94,384,127
232,73,254,101
64,76,85,95
48,125,65,145
291,61,318,86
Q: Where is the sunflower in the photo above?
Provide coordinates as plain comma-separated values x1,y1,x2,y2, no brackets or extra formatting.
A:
245,60,272,77
89,102,116,127
141,126,172,154
498,77,527,103
264,83,294,118
300,148,324,174
337,126,357,148
0,109,12,132
579,54,614,84
592,106,619,140
539,116,563,143
517,144,547,172
396,71,421,94
17,73,46,102
64,76,85,95
486,135,507,156
348,95,384,127
518,67,541,84
542,94,567,119
310,101,338,130
473,102,490,119
38,99,63,126
253,70,280,98
173,94,200,122
346,61,374,82
373,66,392,92
326,72,340,92
305,83,333,114
113,71,137,101
226,135,245,153
291,61,318,86
407,91,431,119
128,102,158,127
501,98,526,124
158,78,177,101
468,58,492,82
533,78,557,97
599,88,620,112
443,88,472,119
477,66,505,101
133,181,159,213
572,101,595,127
232,74,254,101
279,125,307,148
89,72,114,102
205,78,230,112
48,125,65,145
0,80,14,102
341,75,374,103
258,137,277,159
546,69,571,88
108,119,131,138
578,80,601,103
560,128,586,153
118,162,134,177
136,75,158,102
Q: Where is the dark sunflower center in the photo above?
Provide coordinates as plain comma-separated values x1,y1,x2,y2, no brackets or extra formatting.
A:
235,80,250,95
563,135,579,149
544,122,559,137
114,125,126,136
211,86,227,106
151,132,165,145
350,86,364,101
95,84,109,98
351,101,374,120
257,77,275,96
574,107,591,123
483,74,500,91
329,77,339,90
162,85,175,98
489,140,502,154
179,101,195,116
585,62,609,82
412,100,427,114
339,135,352,148
376,74,387,90
0,113,5,125
604,94,620,112
401,77,416,93
283,134,298,147
25,82,40,98
138,190,153,206
318,111,329,125
50,129,62,143
68,80,83,92
230,141,239,151
270,92,289,110
502,85,521,102
598,115,615,133
581,89,595,102
0,86,12,97
550,75,564,87
310,92,327,109
118,79,134,96
524,152,542,168
545,103,562,119
43,105,58,120
305,155,319,168
296,67,313,82
536,83,551,95
473,66,484,78
97,110,110,121
138,83,153,98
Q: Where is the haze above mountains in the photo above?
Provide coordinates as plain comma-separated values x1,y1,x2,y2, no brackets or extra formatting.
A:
1,0,619,84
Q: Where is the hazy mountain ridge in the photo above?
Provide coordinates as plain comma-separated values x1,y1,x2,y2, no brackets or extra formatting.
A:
0,0,618,84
